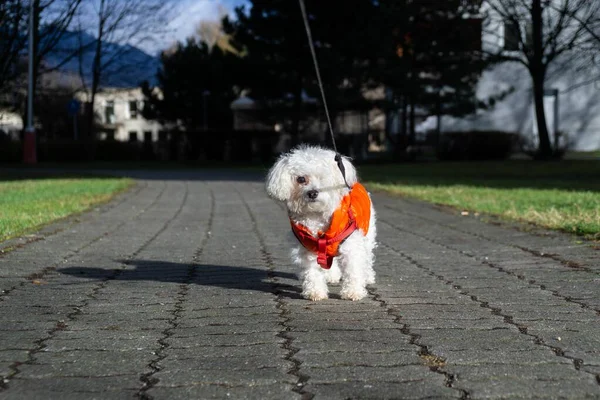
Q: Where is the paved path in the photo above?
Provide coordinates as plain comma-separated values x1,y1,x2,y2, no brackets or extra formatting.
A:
0,170,599,399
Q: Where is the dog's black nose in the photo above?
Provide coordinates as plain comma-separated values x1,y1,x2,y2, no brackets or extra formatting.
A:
307,190,318,200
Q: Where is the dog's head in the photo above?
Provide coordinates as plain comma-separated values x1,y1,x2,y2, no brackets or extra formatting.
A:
266,145,357,216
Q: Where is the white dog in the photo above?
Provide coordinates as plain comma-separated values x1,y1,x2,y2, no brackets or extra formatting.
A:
266,145,377,301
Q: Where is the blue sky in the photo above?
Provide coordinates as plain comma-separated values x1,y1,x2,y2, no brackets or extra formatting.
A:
160,0,248,51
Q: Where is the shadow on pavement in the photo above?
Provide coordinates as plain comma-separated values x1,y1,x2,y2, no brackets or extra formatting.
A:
58,259,303,299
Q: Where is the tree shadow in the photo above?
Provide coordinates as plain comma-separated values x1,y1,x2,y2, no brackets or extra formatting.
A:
360,160,600,192
58,259,303,299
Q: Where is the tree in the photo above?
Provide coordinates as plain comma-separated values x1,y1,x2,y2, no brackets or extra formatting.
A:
27,0,83,130
142,38,241,131
0,1,27,93
223,0,376,145
482,0,600,159
0,0,82,116
34,0,83,75
78,0,172,143
372,0,491,154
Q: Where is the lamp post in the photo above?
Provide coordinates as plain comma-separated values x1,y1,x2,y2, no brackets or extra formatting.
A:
23,0,36,164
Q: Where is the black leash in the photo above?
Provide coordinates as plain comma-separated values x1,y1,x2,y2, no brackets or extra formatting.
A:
298,0,351,189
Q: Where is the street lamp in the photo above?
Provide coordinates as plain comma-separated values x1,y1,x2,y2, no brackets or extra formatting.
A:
23,0,36,164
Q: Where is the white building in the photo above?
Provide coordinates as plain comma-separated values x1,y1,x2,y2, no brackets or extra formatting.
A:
0,110,23,139
77,87,166,142
417,1,600,151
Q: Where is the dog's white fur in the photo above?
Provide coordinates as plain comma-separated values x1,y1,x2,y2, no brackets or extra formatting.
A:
266,145,377,301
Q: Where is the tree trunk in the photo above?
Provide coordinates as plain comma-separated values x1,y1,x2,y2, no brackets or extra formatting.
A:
531,0,552,159
532,69,552,158
407,54,418,149
400,94,407,138
408,91,416,147
86,0,105,160
435,92,442,148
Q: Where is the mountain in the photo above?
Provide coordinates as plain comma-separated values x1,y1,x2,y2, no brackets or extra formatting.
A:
44,30,160,88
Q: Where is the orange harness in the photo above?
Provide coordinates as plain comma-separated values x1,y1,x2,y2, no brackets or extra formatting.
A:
290,183,371,269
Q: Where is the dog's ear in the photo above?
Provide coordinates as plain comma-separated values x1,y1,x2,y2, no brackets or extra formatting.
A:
341,156,358,187
266,153,293,202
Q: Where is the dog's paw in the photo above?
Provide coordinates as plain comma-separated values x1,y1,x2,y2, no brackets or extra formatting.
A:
340,286,368,301
365,274,376,286
303,290,328,301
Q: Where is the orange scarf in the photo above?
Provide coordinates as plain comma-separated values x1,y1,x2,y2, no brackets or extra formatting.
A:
290,183,371,269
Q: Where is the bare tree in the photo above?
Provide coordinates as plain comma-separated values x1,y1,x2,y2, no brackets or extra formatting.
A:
482,0,600,159
0,1,28,94
28,0,83,128
78,0,172,141
1,0,83,131
35,0,83,74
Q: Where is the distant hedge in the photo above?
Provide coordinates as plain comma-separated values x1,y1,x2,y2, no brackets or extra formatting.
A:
0,139,21,162
436,131,518,161
186,130,280,162
0,130,370,163
0,130,281,163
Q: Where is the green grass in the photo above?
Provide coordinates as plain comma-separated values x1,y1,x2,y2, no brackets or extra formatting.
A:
360,160,600,239
0,175,133,243
565,150,600,160
1,161,271,171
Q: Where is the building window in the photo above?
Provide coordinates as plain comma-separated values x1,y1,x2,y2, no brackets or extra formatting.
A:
158,130,168,142
144,131,152,143
129,101,138,119
504,20,520,51
105,100,115,124
129,131,138,142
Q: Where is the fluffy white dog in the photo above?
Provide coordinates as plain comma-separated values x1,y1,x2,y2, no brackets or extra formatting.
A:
266,145,377,301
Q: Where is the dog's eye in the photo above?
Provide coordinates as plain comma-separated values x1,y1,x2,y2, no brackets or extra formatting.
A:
296,176,307,184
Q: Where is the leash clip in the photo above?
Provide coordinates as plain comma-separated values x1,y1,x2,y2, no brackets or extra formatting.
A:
334,153,352,189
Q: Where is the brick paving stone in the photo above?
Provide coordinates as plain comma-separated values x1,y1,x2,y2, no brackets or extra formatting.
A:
458,378,600,399
0,169,598,399
156,355,293,371
0,390,138,400
145,384,300,400
4,376,141,392
297,350,422,368
301,381,462,399
150,368,296,387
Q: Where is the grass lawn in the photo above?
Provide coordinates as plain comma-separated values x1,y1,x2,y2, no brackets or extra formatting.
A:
0,173,133,243
360,160,600,240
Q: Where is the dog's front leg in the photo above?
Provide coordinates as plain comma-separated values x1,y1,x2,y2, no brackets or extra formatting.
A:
294,247,329,301
301,265,329,301
338,235,369,301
